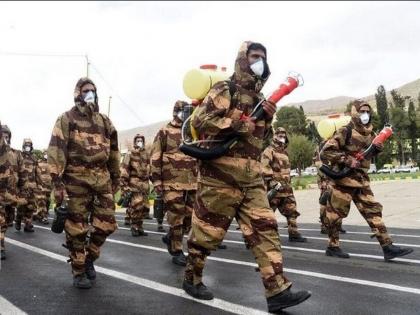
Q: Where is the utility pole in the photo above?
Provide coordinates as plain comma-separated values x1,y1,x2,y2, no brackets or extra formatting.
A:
108,96,112,117
85,54,90,77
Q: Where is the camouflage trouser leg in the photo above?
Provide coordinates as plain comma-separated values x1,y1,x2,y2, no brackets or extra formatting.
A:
130,192,149,230
17,201,36,226
36,194,49,219
327,185,391,247
0,207,6,251
5,205,15,225
164,190,194,253
185,183,291,298
125,207,132,222
65,183,117,276
353,186,391,247
270,194,301,236
320,203,327,229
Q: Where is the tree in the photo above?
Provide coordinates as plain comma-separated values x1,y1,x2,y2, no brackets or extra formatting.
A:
375,85,389,127
287,134,316,175
273,106,307,135
306,121,322,145
407,99,418,163
390,90,409,164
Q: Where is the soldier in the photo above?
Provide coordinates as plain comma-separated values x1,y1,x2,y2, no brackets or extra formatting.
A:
0,121,20,260
48,77,120,289
320,99,413,260
35,150,52,224
182,41,311,312
120,134,150,237
313,144,346,235
150,101,198,266
1,124,19,227
261,127,307,242
16,138,38,232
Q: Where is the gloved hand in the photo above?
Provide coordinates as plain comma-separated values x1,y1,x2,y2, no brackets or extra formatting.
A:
54,186,68,205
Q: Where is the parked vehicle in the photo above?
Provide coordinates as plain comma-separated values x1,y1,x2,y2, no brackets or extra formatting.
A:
377,164,395,174
367,164,377,174
302,166,318,176
290,169,299,177
395,165,419,173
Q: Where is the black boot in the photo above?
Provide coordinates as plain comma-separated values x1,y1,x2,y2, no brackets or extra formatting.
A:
124,218,130,226
85,259,96,280
326,246,350,258
131,227,140,237
157,224,165,232
217,244,227,250
289,233,307,243
1,250,5,260
24,224,35,233
320,225,328,234
267,287,311,313
339,226,346,234
15,219,21,231
162,234,176,256
172,252,187,266
383,244,413,261
73,273,92,289
138,228,148,236
182,280,214,300
41,217,49,225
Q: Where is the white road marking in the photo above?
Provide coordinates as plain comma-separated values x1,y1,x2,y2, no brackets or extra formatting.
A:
35,224,420,265
7,236,420,299
6,238,268,315
0,294,28,315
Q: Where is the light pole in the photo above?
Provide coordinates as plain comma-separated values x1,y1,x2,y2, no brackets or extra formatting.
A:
85,54,90,77
108,96,112,117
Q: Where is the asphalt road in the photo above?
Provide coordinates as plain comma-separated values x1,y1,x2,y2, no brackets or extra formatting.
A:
1,213,420,315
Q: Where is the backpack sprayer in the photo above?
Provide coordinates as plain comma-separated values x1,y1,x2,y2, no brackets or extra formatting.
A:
179,72,304,160
320,125,393,180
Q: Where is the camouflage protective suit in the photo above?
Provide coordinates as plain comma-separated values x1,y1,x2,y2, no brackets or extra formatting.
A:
320,100,391,248
261,127,303,238
185,41,291,298
1,124,20,227
120,134,150,233
35,153,52,222
313,145,330,232
16,138,38,230
48,77,120,276
150,101,197,254
0,122,20,258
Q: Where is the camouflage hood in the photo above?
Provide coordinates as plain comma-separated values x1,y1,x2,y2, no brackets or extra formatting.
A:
350,99,373,136
170,100,188,128
273,127,289,149
0,122,5,155
73,77,99,115
22,138,33,152
231,41,271,93
133,133,146,150
1,124,11,138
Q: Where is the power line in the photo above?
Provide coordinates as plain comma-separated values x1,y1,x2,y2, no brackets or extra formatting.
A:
89,62,145,125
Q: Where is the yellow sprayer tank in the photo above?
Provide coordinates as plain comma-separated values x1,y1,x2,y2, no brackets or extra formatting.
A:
183,65,230,100
317,114,351,140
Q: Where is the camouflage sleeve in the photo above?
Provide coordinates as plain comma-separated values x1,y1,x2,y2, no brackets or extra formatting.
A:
320,127,349,165
47,114,69,186
261,147,274,187
105,117,121,186
119,152,131,189
150,129,164,188
191,83,251,137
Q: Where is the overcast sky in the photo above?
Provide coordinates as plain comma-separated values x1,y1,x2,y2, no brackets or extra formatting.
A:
1,1,419,149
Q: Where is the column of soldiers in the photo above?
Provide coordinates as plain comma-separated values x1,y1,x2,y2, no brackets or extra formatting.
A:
0,40,415,313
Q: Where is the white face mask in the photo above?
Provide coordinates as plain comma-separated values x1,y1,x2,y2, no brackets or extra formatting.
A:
44,154,48,159
176,111,183,121
250,58,265,77
278,138,286,144
136,141,144,148
24,146,31,152
84,91,95,104
360,112,370,125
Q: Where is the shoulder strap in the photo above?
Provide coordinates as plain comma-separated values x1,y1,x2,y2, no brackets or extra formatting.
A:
344,123,352,146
